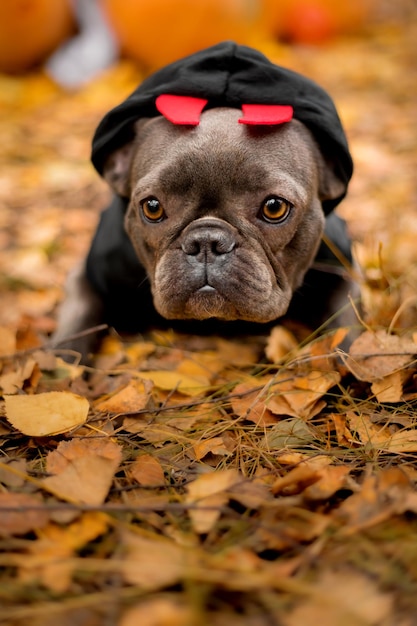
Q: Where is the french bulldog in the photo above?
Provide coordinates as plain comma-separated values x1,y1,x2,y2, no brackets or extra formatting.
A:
52,42,354,359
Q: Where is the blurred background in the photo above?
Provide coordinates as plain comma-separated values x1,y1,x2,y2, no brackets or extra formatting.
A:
0,0,416,341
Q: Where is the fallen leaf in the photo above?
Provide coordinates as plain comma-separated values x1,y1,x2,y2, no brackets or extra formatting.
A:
128,454,165,486
138,370,210,397
347,411,392,447
271,465,320,496
4,391,89,436
262,417,315,450
19,512,108,592
283,568,393,626
193,436,234,460
265,325,299,362
0,326,16,356
231,378,279,425
42,438,122,504
370,369,407,402
0,492,49,537
303,466,351,500
120,597,192,626
335,468,410,532
0,458,27,487
186,469,242,534
94,378,154,414
267,370,340,420
343,329,417,381
121,530,191,589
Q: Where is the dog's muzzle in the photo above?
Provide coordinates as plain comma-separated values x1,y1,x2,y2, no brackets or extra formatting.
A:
180,218,237,287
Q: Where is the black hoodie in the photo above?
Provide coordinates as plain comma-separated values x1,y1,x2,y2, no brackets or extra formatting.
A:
86,41,353,333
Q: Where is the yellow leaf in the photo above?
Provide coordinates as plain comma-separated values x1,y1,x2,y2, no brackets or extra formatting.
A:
186,469,242,533
138,370,209,396
370,370,406,403
4,391,89,436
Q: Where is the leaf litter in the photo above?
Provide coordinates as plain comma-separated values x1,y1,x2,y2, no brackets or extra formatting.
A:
1,7,417,624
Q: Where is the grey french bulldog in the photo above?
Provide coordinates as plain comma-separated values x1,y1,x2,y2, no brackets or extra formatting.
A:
52,42,355,360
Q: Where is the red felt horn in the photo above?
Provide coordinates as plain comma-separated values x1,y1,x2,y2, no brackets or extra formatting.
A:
155,94,208,125
238,104,293,125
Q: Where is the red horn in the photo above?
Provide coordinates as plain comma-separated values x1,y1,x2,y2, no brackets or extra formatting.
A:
239,104,293,125
155,94,208,126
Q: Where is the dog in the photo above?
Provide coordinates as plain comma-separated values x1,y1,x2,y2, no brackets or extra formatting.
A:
52,42,354,359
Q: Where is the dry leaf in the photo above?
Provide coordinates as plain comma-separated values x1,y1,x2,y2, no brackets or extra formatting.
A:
231,379,278,425
0,357,37,395
265,325,299,362
0,458,27,487
335,469,410,532
138,370,210,396
370,369,407,402
262,417,315,450
344,329,417,381
347,412,392,447
4,391,89,436
121,530,191,589
0,493,49,537
19,512,108,592
283,568,393,626
267,370,340,419
128,454,165,486
303,466,351,500
193,436,233,460
0,326,16,356
95,378,153,414
186,469,242,534
42,438,122,504
120,598,192,626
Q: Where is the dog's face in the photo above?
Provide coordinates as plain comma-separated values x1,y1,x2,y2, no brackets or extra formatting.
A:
103,108,345,323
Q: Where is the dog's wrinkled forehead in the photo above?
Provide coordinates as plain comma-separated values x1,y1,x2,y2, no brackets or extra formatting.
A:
132,109,317,200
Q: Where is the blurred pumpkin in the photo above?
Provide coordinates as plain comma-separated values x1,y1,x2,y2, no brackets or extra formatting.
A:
260,0,374,44
0,0,75,73
100,0,259,69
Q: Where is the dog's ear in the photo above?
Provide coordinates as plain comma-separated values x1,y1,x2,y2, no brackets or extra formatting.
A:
318,155,347,205
102,141,135,198
101,120,148,198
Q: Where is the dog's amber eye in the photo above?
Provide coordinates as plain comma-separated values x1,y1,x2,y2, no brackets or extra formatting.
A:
141,197,165,222
260,197,292,223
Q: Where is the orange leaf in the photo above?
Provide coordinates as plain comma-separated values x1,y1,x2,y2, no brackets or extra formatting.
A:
128,454,165,486
0,493,49,537
42,439,122,504
95,378,154,414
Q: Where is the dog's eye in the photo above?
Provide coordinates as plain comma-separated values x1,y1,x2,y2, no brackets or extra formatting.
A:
141,197,165,222
259,197,292,223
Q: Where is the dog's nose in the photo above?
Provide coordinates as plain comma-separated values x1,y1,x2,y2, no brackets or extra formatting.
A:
181,220,236,261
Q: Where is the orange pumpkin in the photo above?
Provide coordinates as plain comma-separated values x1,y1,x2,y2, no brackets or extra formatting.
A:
0,0,75,74
100,0,259,69
260,0,373,44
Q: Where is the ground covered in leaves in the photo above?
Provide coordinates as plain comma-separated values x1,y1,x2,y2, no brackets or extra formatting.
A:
0,8,417,626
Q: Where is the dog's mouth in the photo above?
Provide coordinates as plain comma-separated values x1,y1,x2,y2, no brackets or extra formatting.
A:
150,217,293,323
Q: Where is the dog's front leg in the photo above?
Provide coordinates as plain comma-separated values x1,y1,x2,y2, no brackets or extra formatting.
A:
51,261,104,361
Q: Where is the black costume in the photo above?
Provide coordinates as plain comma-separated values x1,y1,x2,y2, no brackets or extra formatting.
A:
86,41,353,333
